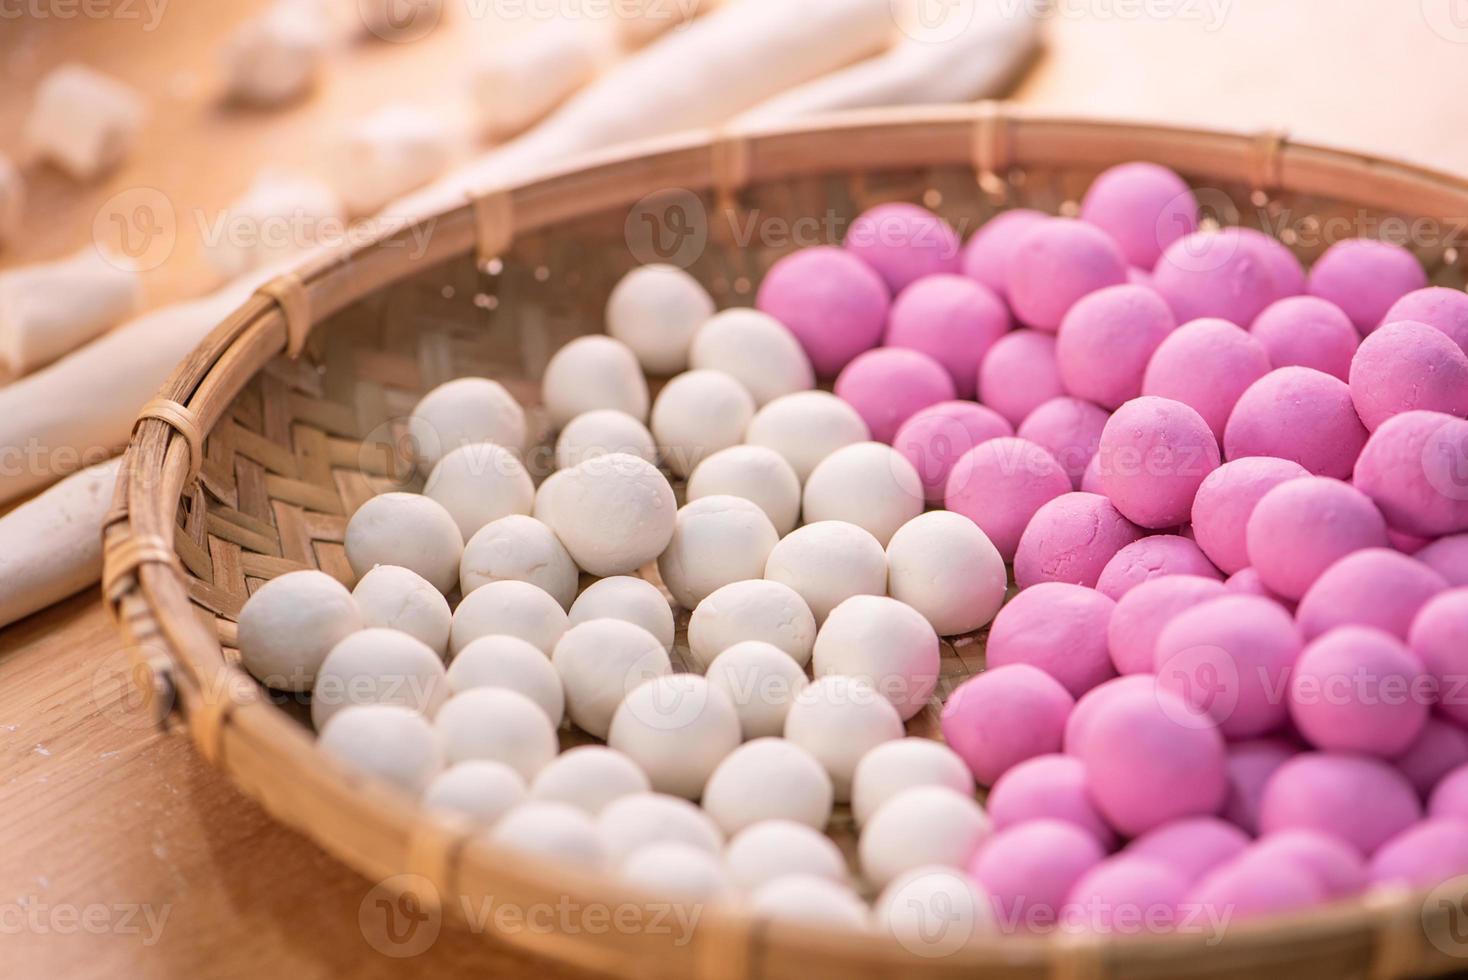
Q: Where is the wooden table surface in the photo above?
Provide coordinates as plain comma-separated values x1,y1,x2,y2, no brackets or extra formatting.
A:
5,2,1468,977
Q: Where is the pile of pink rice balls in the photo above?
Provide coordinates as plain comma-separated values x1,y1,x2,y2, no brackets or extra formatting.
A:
242,160,1468,946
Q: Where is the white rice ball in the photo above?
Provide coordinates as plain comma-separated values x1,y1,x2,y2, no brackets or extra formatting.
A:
885,511,1007,637
745,391,869,482
607,674,741,799
529,745,650,815
748,875,869,930
704,641,808,739
649,369,755,478
687,579,817,670
310,627,448,730
446,635,565,726
318,704,443,795
850,738,976,828
434,687,558,780
784,675,904,802
351,565,451,656
554,409,657,470
763,521,888,624
238,569,361,691
619,842,732,901
459,514,579,609
689,308,814,406
686,444,802,536
812,595,940,721
344,492,463,593
567,575,675,651
875,867,993,956
596,792,723,863
541,452,676,577
422,442,535,541
657,496,778,610
858,786,992,889
423,760,526,825
606,264,715,375
450,580,568,657
542,334,649,426
408,377,526,469
724,820,848,892
552,619,671,739
489,801,605,869
802,442,923,546
532,469,566,525
702,737,833,836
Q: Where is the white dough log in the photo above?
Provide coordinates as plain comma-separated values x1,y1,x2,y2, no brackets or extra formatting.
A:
23,63,147,181
0,457,121,629
740,2,1041,123
204,170,345,279
0,154,23,250
0,247,143,375
470,20,607,140
331,104,456,217
220,0,332,107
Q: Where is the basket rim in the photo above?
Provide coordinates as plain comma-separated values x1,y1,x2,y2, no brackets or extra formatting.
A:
102,102,1468,979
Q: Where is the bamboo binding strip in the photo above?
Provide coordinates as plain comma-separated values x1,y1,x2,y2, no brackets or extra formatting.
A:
106,105,1468,980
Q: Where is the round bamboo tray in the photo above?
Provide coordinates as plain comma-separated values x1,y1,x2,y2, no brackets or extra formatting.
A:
104,104,1468,978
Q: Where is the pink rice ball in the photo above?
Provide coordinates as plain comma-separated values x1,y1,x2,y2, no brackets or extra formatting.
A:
1390,528,1433,555
1080,162,1199,269
1250,296,1360,381
1185,854,1323,921
1393,718,1468,797
1224,738,1299,834
969,819,1105,932
1075,683,1228,836
1056,285,1177,409
941,664,1074,786
1417,535,1468,586
987,582,1117,697
1353,410,1468,538
1409,588,1468,728
1308,238,1428,333
977,329,1065,426
1225,567,1291,604
1430,763,1468,821
844,202,960,294
893,400,1013,502
1154,594,1303,739
1369,818,1468,888
756,245,890,377
885,274,1009,399
1288,626,1430,757
1061,856,1189,936
1005,218,1129,332
1190,456,1312,575
1152,229,1282,326
1224,367,1369,479
961,208,1047,300
1064,675,1157,756
1095,396,1220,530
1126,817,1250,883
987,754,1117,848
1017,397,1110,489
834,347,956,444
1348,320,1468,431
1295,548,1449,641
1107,574,1229,675
1259,752,1422,855
1230,226,1306,297
1096,535,1222,601
944,437,1070,561
1013,492,1145,590
1142,318,1271,441
1247,830,1367,899
1245,477,1389,601
1383,286,1468,355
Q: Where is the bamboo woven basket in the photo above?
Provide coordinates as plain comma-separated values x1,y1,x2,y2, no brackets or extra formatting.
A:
103,104,1468,978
